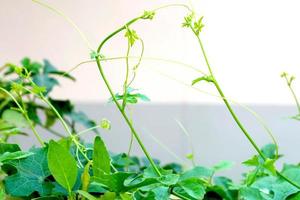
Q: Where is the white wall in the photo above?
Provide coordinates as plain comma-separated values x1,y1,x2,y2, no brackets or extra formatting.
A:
1,0,300,104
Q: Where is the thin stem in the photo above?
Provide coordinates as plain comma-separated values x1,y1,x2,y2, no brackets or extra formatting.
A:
154,4,192,12
38,123,66,138
128,38,145,87
95,58,161,176
0,88,44,146
290,86,300,114
40,94,90,162
32,0,93,50
148,66,279,157
175,119,196,166
143,128,186,164
95,16,162,176
195,32,300,189
122,39,131,110
64,55,205,77
284,76,300,114
76,125,102,137
127,107,134,157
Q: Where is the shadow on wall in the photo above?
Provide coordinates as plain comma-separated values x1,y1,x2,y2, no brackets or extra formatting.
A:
10,103,300,181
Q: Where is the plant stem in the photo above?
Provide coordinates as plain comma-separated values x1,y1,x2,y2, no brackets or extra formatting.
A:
194,32,300,189
0,88,44,146
95,58,161,176
95,16,162,176
122,40,131,110
284,76,300,114
38,123,65,138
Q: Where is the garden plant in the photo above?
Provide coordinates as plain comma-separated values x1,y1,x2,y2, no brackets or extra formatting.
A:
1,1,300,200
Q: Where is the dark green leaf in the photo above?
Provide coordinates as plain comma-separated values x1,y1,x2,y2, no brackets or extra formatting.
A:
4,147,52,197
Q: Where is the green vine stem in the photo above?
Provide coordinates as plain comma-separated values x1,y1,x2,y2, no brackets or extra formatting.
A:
281,73,300,115
0,87,44,146
192,26,300,189
68,55,279,154
94,15,162,175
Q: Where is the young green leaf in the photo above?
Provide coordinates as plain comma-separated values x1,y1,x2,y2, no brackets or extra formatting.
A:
125,28,139,46
48,140,78,193
141,10,155,20
212,160,235,172
93,136,111,178
81,162,91,191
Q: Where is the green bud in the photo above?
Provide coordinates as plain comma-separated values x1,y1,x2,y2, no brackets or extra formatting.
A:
100,118,111,130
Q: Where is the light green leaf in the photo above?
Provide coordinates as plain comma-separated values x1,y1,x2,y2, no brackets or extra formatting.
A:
2,109,28,128
48,140,78,193
239,187,264,200
0,151,34,163
174,178,206,200
77,190,98,200
93,136,111,177
213,160,235,172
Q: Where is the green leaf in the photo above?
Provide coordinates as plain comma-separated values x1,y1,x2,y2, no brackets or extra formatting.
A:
4,147,52,197
0,119,26,138
99,192,116,200
182,13,195,28
251,175,299,200
27,103,41,124
212,160,234,172
68,111,98,133
32,74,59,94
0,143,21,154
263,158,276,175
77,190,98,200
0,151,34,163
194,16,205,35
141,10,155,20
21,57,42,74
243,155,260,167
134,186,169,200
93,136,111,177
179,166,214,181
173,178,206,200
44,109,57,128
125,28,139,46
48,140,78,193
261,143,277,159
239,187,264,200
43,59,75,80
2,109,28,128
93,171,133,192
49,99,73,115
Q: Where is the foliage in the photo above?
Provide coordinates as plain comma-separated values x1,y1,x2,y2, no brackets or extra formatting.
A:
0,58,98,142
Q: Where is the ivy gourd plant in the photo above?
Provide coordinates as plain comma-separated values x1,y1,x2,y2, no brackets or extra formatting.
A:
1,1,300,200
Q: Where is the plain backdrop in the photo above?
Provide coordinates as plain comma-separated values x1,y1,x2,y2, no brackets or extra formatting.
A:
1,0,300,104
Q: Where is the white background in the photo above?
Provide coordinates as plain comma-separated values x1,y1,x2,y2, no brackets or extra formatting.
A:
1,0,300,105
